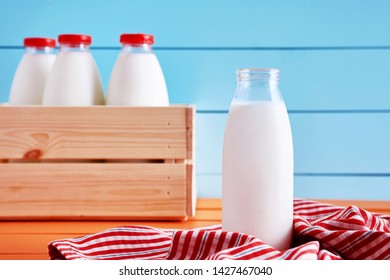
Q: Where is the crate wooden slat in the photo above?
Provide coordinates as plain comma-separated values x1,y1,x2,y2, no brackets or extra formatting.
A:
0,105,196,220
0,106,189,160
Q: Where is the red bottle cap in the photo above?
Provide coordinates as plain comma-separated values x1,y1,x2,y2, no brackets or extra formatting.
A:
58,34,92,45
24,37,56,48
120,34,154,45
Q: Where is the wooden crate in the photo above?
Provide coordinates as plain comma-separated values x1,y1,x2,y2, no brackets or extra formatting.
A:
0,105,196,220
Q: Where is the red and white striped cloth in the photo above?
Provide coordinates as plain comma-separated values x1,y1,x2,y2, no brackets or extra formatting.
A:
48,199,390,260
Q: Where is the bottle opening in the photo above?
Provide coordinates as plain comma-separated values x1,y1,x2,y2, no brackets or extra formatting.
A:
236,68,280,82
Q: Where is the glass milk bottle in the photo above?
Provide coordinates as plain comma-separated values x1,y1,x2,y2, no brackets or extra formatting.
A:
222,68,294,250
43,34,105,105
106,33,169,106
9,37,56,105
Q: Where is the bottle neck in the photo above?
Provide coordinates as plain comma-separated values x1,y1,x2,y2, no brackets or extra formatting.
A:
234,68,282,102
25,47,55,55
60,43,90,53
121,43,153,54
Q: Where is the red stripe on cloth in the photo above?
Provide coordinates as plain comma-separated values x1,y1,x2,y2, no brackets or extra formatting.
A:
165,231,182,260
214,231,228,253
227,231,240,249
198,231,215,260
48,199,390,260
358,234,390,259
188,231,206,260
177,230,194,260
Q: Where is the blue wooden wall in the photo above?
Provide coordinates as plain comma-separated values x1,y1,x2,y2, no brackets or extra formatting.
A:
1,0,390,200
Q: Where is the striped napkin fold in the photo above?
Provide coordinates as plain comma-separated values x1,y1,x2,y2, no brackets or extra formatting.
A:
48,199,390,260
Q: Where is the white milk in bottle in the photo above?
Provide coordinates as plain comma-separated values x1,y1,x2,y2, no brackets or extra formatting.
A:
106,33,169,106
222,68,294,251
9,37,56,105
43,34,105,105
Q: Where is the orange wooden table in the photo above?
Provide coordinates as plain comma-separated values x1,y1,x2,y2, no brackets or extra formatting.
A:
0,198,389,260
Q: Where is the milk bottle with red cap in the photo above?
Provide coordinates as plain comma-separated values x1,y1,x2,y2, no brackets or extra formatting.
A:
43,34,105,105
106,33,169,106
9,37,56,105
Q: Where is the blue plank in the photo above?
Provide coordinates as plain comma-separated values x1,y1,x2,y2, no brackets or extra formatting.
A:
292,113,390,173
197,174,222,198
196,113,226,174
294,176,390,200
197,174,390,200
4,49,390,109
157,49,390,111
1,0,390,47
196,112,390,174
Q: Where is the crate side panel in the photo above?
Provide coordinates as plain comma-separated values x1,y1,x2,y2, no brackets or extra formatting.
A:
0,163,187,219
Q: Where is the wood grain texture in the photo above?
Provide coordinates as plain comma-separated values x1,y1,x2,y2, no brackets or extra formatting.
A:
0,106,196,220
186,107,197,216
0,106,193,160
0,163,188,219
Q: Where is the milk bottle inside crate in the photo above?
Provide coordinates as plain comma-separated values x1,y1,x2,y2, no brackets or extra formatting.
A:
106,33,169,106
222,68,294,250
9,37,56,105
43,34,105,106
